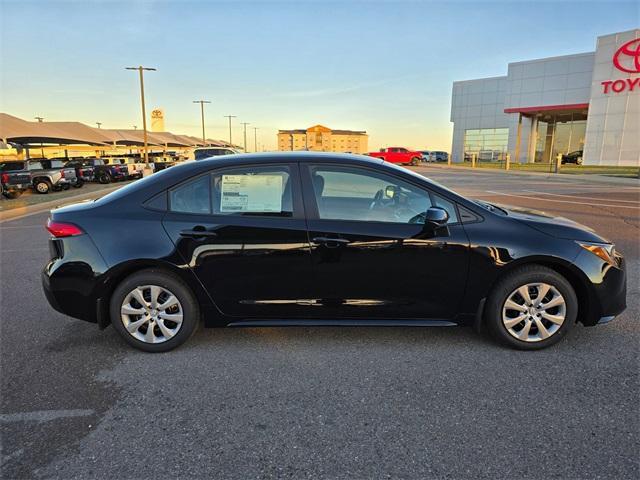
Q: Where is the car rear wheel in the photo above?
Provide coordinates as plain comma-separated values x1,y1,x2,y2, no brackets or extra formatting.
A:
97,172,111,184
485,265,577,350
34,179,51,194
110,270,200,352
410,157,420,166
2,190,22,199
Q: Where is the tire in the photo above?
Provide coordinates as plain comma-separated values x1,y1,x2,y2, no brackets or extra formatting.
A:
34,179,52,194
73,179,84,188
110,269,200,352
577,158,583,165
410,157,420,166
2,190,22,199
62,183,70,190
484,265,577,350
97,172,112,184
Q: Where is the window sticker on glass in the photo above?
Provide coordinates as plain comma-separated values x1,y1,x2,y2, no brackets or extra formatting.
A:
220,174,283,212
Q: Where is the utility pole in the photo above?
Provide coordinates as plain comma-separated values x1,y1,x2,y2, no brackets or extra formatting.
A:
96,122,102,129
193,100,211,144
241,122,250,152
252,127,259,153
125,66,156,163
224,115,236,145
34,116,44,122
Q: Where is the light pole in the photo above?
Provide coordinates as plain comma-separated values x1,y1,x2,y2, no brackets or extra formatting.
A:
241,122,250,152
126,66,156,163
96,122,102,129
252,127,259,153
193,100,211,144
224,115,236,145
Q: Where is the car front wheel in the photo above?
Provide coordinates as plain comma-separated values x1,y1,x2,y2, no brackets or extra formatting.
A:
110,270,200,352
485,265,577,350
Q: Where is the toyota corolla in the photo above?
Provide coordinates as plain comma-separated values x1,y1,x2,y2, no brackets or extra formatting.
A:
42,153,627,352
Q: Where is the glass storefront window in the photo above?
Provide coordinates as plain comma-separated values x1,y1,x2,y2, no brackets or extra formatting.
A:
533,112,588,163
464,128,508,162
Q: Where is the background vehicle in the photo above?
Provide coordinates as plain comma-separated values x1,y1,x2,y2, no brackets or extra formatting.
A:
368,147,422,165
60,158,95,185
419,151,434,162
107,157,144,179
40,159,80,189
2,160,70,194
194,147,239,160
66,158,125,184
431,151,449,162
42,153,626,353
0,161,32,198
561,150,583,165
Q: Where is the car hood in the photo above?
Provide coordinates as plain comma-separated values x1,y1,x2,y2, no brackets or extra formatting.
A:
496,203,610,243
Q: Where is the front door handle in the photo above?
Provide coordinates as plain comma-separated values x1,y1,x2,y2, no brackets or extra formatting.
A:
180,227,218,238
312,236,350,247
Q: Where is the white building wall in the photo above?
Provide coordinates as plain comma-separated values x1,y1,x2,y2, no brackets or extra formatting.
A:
584,29,640,166
450,76,509,162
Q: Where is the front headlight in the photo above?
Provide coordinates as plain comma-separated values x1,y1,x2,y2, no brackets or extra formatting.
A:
577,241,617,266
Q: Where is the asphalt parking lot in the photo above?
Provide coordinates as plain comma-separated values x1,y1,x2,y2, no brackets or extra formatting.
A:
1,167,638,479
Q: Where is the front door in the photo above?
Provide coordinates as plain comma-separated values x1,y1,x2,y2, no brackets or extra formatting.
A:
162,163,315,318
301,164,469,320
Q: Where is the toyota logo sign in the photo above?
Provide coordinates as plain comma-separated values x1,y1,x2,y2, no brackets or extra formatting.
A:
601,38,640,94
613,38,640,73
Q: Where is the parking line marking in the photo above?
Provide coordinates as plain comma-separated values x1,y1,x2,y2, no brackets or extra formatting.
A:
0,409,94,423
522,190,640,204
485,191,640,209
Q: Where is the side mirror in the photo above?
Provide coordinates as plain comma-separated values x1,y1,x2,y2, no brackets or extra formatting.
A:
424,207,449,226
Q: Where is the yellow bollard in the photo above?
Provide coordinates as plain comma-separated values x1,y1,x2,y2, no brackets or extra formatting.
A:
472,153,477,168
555,153,562,173
505,153,511,171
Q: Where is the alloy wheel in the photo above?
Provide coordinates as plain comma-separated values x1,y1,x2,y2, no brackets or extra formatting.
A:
501,282,566,342
120,285,183,344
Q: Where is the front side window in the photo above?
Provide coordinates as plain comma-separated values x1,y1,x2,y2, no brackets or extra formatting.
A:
309,166,453,224
212,165,293,216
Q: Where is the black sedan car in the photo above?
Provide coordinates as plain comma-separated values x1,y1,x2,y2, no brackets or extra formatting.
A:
42,153,626,352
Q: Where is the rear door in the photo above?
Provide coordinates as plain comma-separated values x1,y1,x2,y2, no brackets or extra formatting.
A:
161,162,316,318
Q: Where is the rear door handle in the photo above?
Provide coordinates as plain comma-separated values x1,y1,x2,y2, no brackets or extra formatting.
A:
180,228,218,238
312,236,350,247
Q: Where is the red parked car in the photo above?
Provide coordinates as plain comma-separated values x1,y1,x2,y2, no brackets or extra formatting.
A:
368,147,422,165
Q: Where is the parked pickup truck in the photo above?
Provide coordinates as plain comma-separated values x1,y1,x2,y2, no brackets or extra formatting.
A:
368,147,423,166
54,157,95,185
66,158,127,184
1,160,71,194
40,159,80,188
0,161,32,199
108,157,144,179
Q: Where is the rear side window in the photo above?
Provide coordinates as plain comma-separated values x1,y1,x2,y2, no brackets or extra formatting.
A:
211,165,293,217
169,175,211,214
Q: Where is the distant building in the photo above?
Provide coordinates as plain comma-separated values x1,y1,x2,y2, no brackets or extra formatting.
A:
277,125,368,153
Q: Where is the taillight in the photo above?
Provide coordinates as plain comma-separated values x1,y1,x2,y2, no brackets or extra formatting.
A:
1,173,8,184
60,169,65,178
46,218,84,238
78,169,83,178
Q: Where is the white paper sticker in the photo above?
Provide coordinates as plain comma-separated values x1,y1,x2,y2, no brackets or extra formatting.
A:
220,174,283,213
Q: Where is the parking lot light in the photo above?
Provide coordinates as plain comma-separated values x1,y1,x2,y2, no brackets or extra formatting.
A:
125,66,156,163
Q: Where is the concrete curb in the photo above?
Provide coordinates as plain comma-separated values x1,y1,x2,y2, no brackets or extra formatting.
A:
417,164,640,185
0,184,123,223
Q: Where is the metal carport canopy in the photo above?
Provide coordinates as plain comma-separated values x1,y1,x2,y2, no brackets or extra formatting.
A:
0,113,110,145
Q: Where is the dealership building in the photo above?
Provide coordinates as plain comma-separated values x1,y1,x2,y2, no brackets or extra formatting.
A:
450,29,640,166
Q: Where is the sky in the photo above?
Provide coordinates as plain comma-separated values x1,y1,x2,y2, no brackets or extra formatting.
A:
1,0,638,151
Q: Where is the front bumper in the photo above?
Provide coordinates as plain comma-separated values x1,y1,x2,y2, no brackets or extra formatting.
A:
575,250,627,326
